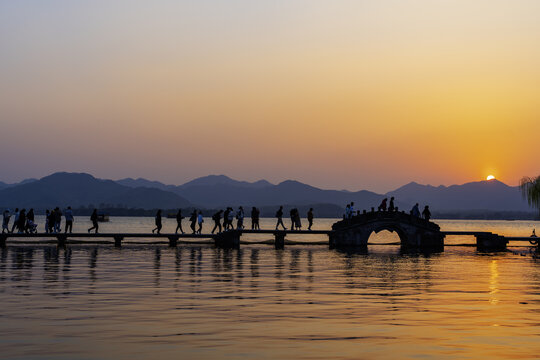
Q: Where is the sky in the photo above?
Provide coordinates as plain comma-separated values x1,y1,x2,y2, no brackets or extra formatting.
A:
1,0,539,192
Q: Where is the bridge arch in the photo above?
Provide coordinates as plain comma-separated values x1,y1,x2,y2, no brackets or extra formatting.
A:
330,211,444,249
368,224,408,245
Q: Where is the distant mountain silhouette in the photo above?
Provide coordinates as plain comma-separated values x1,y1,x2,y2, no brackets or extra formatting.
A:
116,177,176,192
0,172,191,209
387,179,529,211
167,177,390,209
180,175,273,189
0,172,533,214
0,178,37,190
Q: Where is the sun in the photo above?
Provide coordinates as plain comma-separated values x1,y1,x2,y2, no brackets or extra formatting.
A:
486,175,496,181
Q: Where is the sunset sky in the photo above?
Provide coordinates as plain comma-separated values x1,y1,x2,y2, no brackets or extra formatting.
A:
1,0,539,192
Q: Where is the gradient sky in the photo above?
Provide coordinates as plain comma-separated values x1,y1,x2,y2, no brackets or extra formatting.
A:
1,0,539,192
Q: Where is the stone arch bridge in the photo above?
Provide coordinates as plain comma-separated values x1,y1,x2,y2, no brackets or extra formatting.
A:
329,210,444,249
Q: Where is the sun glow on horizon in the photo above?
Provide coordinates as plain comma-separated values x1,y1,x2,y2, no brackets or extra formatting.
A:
487,175,496,181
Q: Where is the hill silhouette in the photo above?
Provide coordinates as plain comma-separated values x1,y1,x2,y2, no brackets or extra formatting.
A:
0,172,532,214
387,179,529,211
0,172,191,209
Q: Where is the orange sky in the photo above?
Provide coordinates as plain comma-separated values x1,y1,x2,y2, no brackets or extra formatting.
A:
0,1,539,192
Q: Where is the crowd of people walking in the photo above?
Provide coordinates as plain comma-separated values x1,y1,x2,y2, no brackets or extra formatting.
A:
2,198,434,236
343,197,432,221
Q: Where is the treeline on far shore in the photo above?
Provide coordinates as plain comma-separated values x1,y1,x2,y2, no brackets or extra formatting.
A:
4,204,538,220
432,210,539,221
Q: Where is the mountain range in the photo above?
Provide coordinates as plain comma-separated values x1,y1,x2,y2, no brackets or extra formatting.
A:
0,172,533,215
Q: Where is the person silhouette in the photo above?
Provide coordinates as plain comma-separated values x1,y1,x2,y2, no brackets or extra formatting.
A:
388,197,395,212
152,209,162,234
197,211,204,234
251,207,259,230
378,198,388,212
275,206,286,230
212,210,223,234
88,209,99,233
64,206,74,233
422,205,431,221
10,208,19,233
307,208,314,230
2,209,10,234
189,210,197,234
411,203,420,217
175,209,184,234
236,206,244,230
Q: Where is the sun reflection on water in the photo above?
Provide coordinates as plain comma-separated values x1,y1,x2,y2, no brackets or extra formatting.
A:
489,259,499,305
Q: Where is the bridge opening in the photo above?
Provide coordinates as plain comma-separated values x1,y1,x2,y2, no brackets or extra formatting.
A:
368,230,402,245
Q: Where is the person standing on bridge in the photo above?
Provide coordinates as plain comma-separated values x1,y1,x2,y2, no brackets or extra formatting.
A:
152,209,162,234
189,210,197,234
388,197,395,212
422,205,431,221
10,208,19,233
17,209,26,234
2,209,10,234
236,206,245,230
251,207,260,230
197,211,204,234
88,209,99,233
26,208,36,233
48,209,56,233
378,198,388,212
175,209,185,234
54,207,62,233
275,206,286,230
223,208,230,230
44,210,50,233
294,209,302,230
411,203,420,217
212,210,223,234
290,208,297,230
349,202,355,219
227,208,234,230
344,204,350,219
64,206,74,234
307,208,314,230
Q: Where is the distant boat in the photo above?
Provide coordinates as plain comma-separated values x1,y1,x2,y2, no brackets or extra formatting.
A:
97,214,109,222
166,213,176,219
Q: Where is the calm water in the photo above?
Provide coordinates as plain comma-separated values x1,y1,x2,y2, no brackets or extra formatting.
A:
1,218,539,359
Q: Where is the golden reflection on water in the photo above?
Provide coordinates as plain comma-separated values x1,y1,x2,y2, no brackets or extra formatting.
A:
0,217,540,359
489,260,499,306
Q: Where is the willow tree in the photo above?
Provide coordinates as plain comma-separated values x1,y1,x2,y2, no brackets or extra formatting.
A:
520,176,540,214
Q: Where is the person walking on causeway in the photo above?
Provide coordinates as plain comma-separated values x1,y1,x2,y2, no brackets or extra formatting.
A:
236,207,244,230
2,210,10,234
152,209,162,234
275,206,286,230
64,206,74,233
212,210,223,234
88,209,99,233
307,208,314,230
189,210,197,234
197,211,204,234
175,209,184,234
10,208,19,233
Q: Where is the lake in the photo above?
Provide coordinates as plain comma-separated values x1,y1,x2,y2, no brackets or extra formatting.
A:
1,217,539,359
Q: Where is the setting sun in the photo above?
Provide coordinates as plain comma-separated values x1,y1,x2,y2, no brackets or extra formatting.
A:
487,175,496,181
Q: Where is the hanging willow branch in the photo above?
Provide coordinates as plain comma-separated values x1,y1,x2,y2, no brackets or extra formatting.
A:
520,176,540,214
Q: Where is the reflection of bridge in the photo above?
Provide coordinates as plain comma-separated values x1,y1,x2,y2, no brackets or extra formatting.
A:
0,211,537,251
